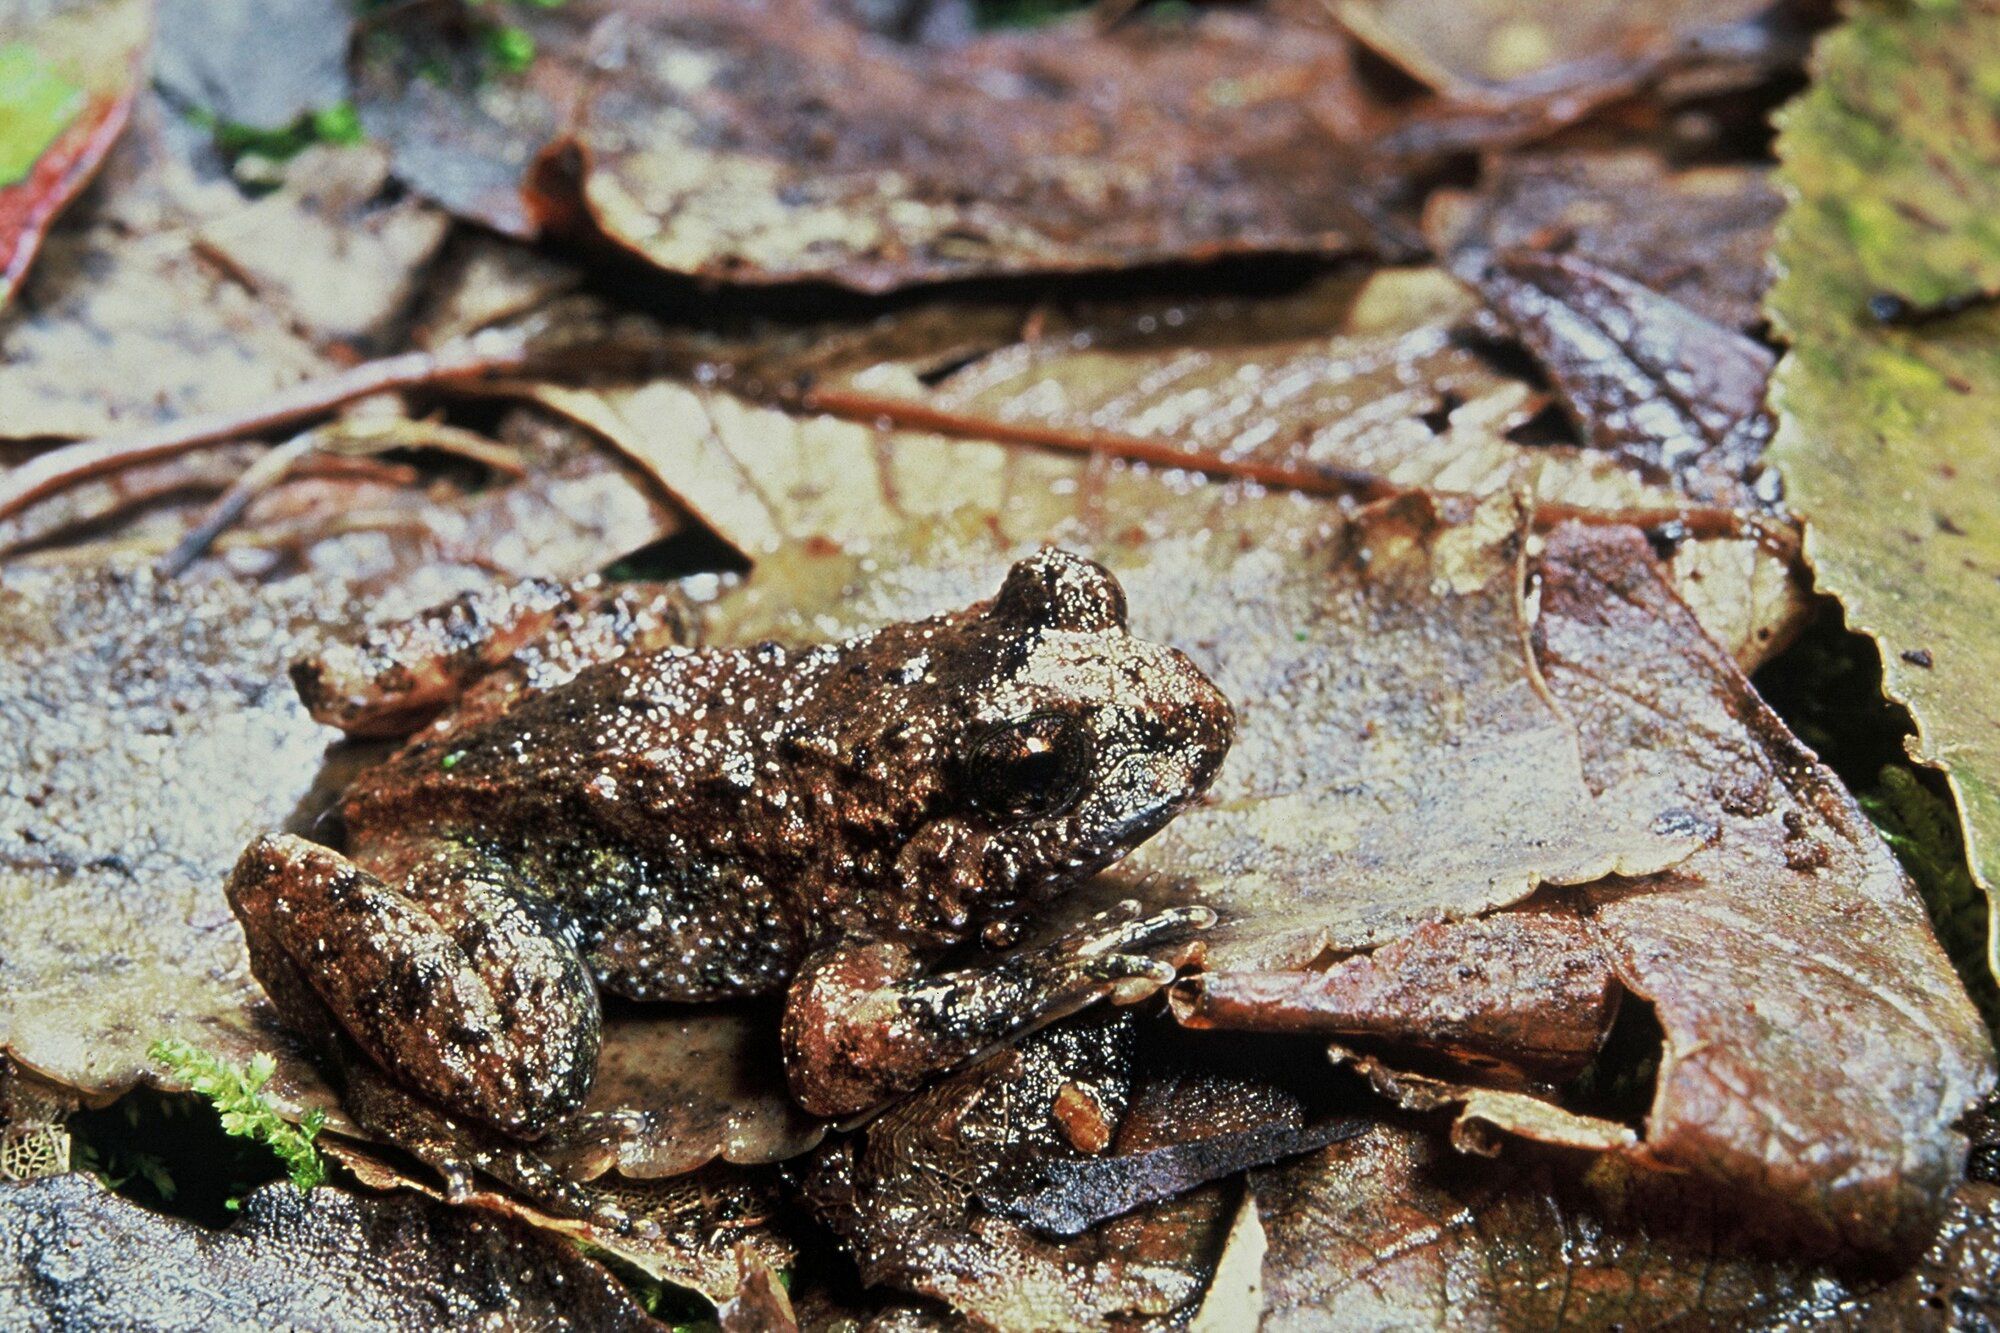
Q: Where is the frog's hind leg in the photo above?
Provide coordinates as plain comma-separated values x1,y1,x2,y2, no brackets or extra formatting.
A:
292,577,689,737
227,832,600,1141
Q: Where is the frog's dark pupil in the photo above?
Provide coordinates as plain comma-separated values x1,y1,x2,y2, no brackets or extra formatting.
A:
969,714,1090,820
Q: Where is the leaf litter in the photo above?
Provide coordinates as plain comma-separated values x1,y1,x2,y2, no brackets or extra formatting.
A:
0,0,1997,1323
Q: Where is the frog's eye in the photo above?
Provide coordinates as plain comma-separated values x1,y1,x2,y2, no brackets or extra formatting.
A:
965,713,1094,822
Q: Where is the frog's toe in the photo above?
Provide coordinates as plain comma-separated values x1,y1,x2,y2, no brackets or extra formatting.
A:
1075,903,1216,956
547,1108,650,1151
1080,953,1177,985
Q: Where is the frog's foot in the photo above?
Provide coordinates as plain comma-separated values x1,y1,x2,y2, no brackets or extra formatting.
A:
782,902,1215,1118
535,1108,653,1176
345,1070,660,1238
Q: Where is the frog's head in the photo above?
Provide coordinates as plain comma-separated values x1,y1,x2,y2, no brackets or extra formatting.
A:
924,548,1234,918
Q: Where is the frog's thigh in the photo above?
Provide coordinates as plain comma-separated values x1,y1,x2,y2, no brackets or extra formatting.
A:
227,833,600,1139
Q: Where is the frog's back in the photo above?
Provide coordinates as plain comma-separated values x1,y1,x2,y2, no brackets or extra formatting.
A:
341,643,783,847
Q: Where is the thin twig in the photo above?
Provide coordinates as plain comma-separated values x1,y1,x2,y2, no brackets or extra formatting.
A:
0,341,537,525
801,384,1801,556
155,430,323,578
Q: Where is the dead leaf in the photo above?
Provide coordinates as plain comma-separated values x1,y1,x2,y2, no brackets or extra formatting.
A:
1176,910,1622,1083
193,144,451,351
1424,149,1782,332
0,0,149,307
154,0,350,134
1244,1119,2000,1330
1456,249,1777,507
1333,0,1782,102
357,0,1394,287
0,563,354,1122
560,1007,826,1180
328,1138,794,1304
0,1174,659,1330
1540,521,1995,1259
0,96,334,440
1766,0,2000,994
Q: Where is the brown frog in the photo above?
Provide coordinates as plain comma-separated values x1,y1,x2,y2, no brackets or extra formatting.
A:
228,549,1233,1162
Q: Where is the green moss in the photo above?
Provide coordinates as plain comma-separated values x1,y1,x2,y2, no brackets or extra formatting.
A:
149,1040,327,1194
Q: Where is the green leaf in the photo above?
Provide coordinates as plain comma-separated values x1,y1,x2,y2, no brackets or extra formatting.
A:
0,43,83,187
1767,0,2000,995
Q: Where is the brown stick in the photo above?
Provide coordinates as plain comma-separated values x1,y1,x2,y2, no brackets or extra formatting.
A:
0,343,537,524
802,385,1801,557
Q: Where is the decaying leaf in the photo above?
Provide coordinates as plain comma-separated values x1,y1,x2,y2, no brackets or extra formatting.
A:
1424,150,1782,332
1332,0,1783,101
0,1174,659,1330
795,267,1706,517
1176,910,1622,1084
1767,0,2000,993
562,1008,825,1180
0,97,334,440
0,563,354,1121
0,0,148,307
357,0,1392,288
1539,522,1994,1259
1244,1118,2000,1330
1455,249,1777,507
328,1138,794,1304
192,144,451,351
153,0,351,136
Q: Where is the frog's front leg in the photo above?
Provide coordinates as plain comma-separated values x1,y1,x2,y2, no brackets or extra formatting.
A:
227,833,600,1139
782,901,1213,1117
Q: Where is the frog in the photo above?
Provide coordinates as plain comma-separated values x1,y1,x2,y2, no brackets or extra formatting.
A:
227,548,1234,1164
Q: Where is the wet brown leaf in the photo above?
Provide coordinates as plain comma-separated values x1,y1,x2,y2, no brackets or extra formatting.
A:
1540,522,1994,1259
709,265,1806,670
1244,1119,2000,1330
1424,150,1782,332
0,97,335,440
329,1139,794,1303
1334,0,1783,102
1176,910,1621,1084
565,1008,826,1180
1456,249,1776,507
193,144,450,351
358,0,1393,288
0,0,148,308
0,563,354,1120
0,1174,660,1330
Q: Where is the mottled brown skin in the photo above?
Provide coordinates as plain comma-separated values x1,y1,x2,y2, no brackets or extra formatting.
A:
229,550,1232,1152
